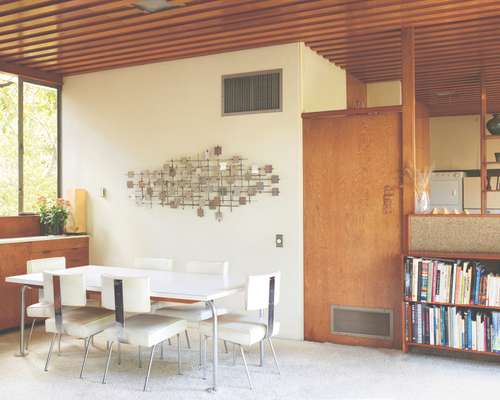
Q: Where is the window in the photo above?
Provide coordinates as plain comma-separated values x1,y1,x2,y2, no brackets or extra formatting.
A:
0,73,59,216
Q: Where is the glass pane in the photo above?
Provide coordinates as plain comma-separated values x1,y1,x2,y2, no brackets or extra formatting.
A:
23,82,58,212
0,73,19,216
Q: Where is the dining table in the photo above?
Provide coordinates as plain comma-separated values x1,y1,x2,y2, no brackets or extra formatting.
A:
5,265,245,392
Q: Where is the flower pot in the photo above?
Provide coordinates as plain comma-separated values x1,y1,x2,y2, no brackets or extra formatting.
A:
486,113,500,135
40,223,49,236
50,221,65,235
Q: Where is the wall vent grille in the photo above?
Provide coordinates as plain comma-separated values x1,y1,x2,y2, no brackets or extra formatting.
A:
331,305,393,340
222,69,282,115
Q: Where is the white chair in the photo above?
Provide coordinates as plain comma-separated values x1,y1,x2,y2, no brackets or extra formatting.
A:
154,260,230,357
42,270,115,378
133,257,174,311
199,271,281,390
25,257,99,351
25,257,66,351
100,274,187,392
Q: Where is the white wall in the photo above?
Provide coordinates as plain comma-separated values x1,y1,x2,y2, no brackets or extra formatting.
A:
366,80,401,107
299,43,346,112
63,43,344,340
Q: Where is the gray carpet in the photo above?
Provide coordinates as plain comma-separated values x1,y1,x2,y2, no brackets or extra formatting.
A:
0,326,498,400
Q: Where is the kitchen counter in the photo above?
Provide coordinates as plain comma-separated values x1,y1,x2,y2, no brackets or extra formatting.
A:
0,234,90,245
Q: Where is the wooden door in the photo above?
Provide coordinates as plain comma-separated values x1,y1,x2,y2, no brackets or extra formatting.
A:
303,111,402,348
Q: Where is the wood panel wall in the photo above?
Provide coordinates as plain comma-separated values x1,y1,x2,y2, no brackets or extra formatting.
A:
303,110,402,349
0,237,89,330
0,216,40,239
347,73,367,109
416,101,431,172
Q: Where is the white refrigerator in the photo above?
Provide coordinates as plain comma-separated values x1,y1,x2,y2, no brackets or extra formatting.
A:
429,172,464,211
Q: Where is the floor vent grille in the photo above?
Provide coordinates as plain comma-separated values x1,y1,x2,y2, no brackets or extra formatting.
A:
331,305,393,340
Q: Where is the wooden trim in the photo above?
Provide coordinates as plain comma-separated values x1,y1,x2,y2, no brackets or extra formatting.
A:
407,342,500,357
407,250,500,261
301,105,402,119
480,74,487,214
0,60,62,87
0,216,40,238
401,27,416,256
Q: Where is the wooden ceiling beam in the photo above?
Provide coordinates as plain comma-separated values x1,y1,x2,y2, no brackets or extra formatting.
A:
0,59,61,86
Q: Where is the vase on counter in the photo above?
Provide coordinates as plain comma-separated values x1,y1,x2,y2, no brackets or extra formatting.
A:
50,221,64,235
40,222,49,236
415,191,430,213
486,113,500,135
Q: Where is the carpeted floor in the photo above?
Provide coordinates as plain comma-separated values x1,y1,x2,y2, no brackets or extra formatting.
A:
0,326,498,400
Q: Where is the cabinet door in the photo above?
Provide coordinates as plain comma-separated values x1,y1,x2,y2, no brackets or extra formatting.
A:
0,243,36,330
29,238,89,267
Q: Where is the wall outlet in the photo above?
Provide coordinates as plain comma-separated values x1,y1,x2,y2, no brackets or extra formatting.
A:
275,234,283,248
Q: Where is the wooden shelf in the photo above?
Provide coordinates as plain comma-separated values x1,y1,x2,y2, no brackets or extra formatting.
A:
407,342,500,357
484,161,500,165
404,299,500,311
407,251,500,261
485,135,500,140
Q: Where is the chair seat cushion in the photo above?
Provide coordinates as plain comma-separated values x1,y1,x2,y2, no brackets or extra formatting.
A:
199,314,280,347
104,314,187,347
150,300,177,312
27,299,101,319
154,303,228,322
45,307,115,338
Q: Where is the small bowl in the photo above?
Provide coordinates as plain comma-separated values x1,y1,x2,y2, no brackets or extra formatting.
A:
496,152,500,163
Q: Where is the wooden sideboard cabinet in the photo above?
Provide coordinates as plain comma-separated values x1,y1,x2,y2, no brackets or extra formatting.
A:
0,236,89,331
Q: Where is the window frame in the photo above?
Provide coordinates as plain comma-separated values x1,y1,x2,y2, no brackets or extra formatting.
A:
7,75,61,215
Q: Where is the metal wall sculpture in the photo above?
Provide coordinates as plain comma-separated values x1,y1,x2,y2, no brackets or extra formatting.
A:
126,146,279,222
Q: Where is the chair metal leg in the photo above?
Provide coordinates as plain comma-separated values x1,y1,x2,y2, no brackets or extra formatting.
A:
267,338,280,375
44,333,57,372
117,342,121,365
199,333,203,367
233,343,237,365
202,335,207,380
184,330,191,349
26,319,36,351
168,338,171,346
102,342,114,384
160,341,165,360
80,335,92,379
177,333,182,375
138,345,142,368
224,340,229,354
143,344,157,392
239,345,253,390
259,340,264,366
57,334,62,355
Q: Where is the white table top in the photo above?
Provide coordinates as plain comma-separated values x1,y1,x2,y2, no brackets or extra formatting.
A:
0,235,89,245
6,265,244,302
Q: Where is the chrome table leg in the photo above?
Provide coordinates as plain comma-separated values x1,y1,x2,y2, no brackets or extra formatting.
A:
16,285,28,357
205,300,218,392
185,330,191,349
138,345,142,368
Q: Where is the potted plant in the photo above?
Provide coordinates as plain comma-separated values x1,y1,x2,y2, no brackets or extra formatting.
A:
50,198,70,235
35,196,51,235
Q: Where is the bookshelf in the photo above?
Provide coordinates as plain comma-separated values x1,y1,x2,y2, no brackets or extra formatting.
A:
402,252,500,358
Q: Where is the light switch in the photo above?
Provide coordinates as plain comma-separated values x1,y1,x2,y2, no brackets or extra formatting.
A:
99,187,107,198
275,234,283,248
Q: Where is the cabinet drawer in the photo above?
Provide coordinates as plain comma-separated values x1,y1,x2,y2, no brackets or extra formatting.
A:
30,247,89,268
29,237,88,253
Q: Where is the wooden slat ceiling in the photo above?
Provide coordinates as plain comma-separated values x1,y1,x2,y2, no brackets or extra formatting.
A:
2,0,500,116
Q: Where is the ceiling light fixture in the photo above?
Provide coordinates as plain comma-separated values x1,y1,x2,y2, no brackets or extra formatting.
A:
132,0,186,13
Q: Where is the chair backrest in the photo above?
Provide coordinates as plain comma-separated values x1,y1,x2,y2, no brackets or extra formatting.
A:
185,260,229,276
245,271,281,311
101,274,151,316
134,257,173,271
27,257,66,273
43,271,87,307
